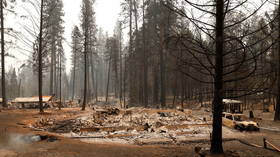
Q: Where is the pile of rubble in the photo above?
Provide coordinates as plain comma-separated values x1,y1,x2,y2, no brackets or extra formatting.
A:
31,107,213,145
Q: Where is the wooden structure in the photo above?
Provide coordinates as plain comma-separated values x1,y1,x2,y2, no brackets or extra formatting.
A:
11,96,53,108
223,99,243,113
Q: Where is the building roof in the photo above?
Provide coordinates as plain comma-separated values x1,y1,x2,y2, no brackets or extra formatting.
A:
203,99,242,105
223,99,242,104
12,96,53,103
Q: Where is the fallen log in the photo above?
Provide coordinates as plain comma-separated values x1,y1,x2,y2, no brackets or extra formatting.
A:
264,138,280,152
134,138,174,145
48,119,75,132
30,127,45,131
238,139,262,148
107,134,136,139
71,134,137,139
71,136,106,139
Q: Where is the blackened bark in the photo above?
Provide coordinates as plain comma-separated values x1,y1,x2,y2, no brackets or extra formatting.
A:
0,0,6,108
128,0,133,105
113,54,119,99
143,0,148,107
210,0,224,154
153,65,159,104
90,52,95,101
82,28,88,111
119,24,123,104
72,49,77,101
50,35,55,96
249,110,254,119
59,53,62,110
134,0,140,104
159,22,166,108
123,54,127,108
82,51,87,110
54,48,57,96
181,73,185,106
173,71,178,106
106,56,112,103
274,1,280,121
95,70,98,102
38,0,44,113
160,47,166,107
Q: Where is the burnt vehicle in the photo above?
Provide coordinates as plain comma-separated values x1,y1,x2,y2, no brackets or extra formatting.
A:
222,112,259,131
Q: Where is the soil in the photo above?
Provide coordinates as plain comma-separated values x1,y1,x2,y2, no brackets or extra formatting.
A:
0,108,279,157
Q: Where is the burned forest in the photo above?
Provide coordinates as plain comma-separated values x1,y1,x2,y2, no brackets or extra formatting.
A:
0,0,280,157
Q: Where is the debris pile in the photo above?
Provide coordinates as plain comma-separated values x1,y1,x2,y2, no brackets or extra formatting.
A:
31,107,213,144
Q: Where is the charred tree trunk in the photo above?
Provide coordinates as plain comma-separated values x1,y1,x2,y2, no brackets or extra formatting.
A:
54,50,57,97
173,71,178,107
90,52,95,102
114,56,119,100
50,47,53,95
159,23,166,108
123,54,127,108
38,0,44,113
119,24,123,104
274,1,280,121
106,56,112,103
82,30,88,111
181,73,185,106
153,65,159,105
0,0,6,108
72,51,77,101
160,47,166,108
95,69,98,102
128,0,135,106
59,53,62,110
134,0,140,104
87,55,91,102
50,35,56,96
210,0,224,154
143,0,148,107
82,52,88,110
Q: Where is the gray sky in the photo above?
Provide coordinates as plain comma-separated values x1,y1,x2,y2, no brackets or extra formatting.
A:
7,0,122,73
